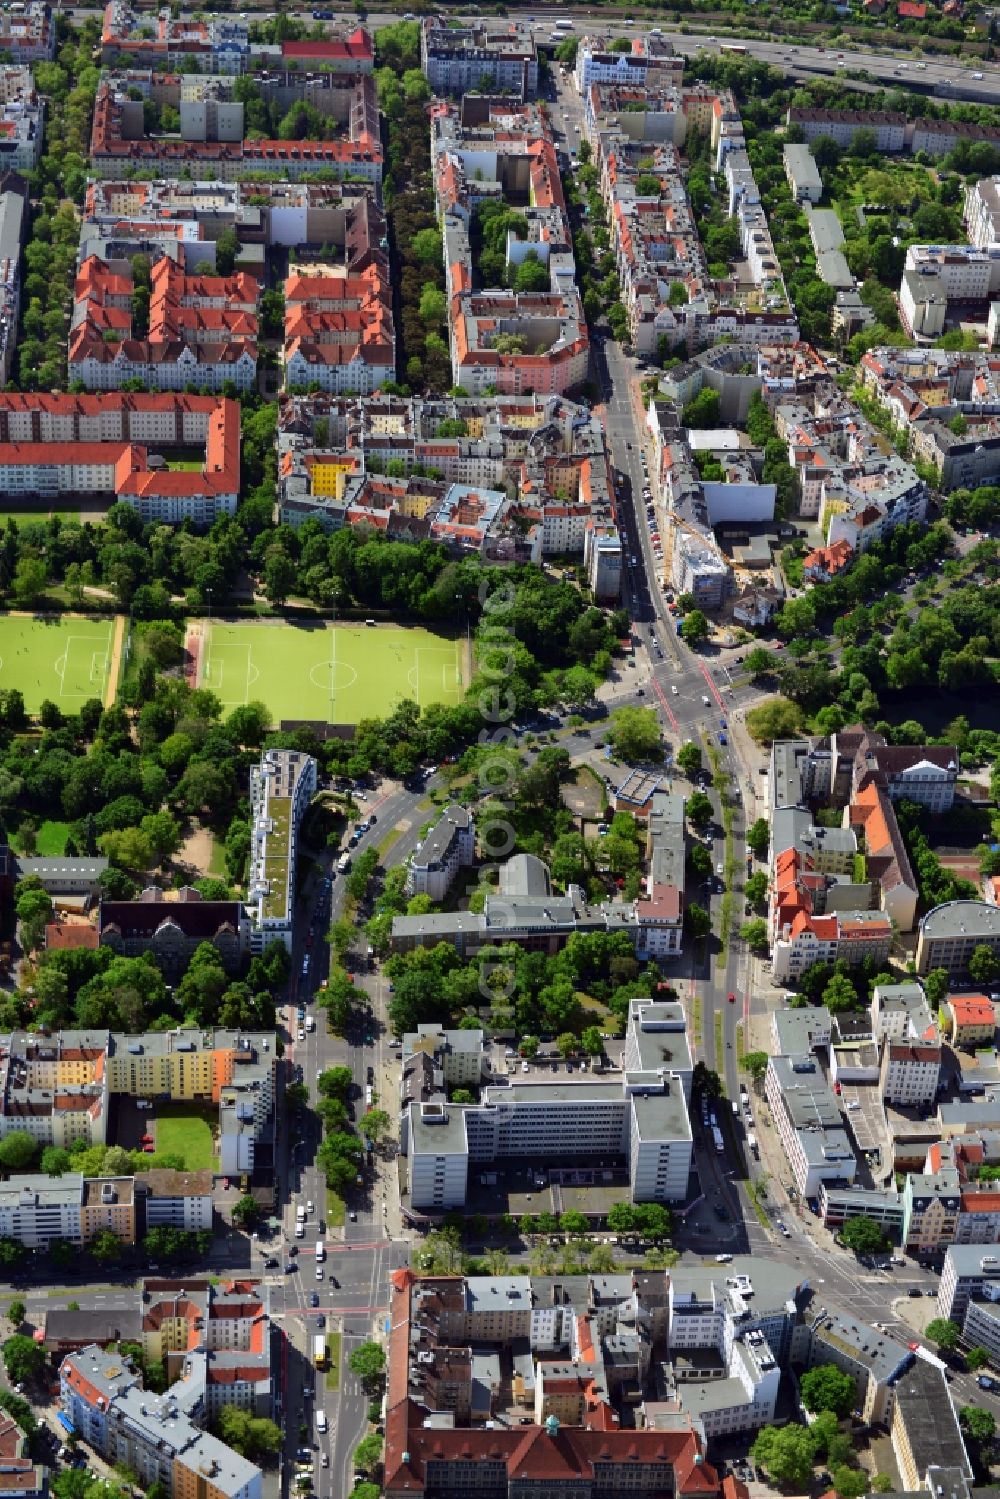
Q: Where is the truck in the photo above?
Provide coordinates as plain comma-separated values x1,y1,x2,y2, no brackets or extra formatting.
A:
305,1016,316,1033
337,852,351,874
315,1410,328,1433
711,1125,725,1155
747,1132,758,1157
315,1239,325,1263
313,1335,328,1370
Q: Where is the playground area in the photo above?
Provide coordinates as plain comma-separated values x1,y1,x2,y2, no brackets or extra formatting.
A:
196,619,466,725
0,614,117,714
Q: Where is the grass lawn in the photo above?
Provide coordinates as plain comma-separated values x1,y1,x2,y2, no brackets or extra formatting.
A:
198,618,466,726
154,1106,217,1171
325,1190,345,1229
207,833,228,880
324,1331,341,1392
10,820,71,857
0,613,116,715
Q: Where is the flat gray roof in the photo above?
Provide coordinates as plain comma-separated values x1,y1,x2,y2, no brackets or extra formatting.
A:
920,901,1000,940
409,1104,469,1153
806,206,845,252
632,1084,691,1142
891,1359,972,1481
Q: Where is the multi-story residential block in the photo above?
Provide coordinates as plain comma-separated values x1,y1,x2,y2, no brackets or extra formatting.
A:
433,97,588,395
401,998,692,1210
420,17,537,98
775,386,928,550
90,71,382,183
0,69,42,172
961,1291,1000,1364
385,1268,725,1497
783,144,823,204
0,2,54,62
899,243,1000,337
137,1169,213,1233
771,911,891,984
938,1244,1000,1320
917,902,1000,978
101,2,249,70
819,1184,904,1236
808,1311,911,1425
764,1055,856,1196
0,1028,275,1176
277,391,618,588
945,993,996,1046
70,255,258,393
0,1173,135,1249
405,805,475,901
965,175,1000,250
246,750,317,954
785,106,1000,159
62,1342,262,1499
881,1040,941,1108
902,1168,962,1260
890,1358,972,1492
0,391,238,523
574,33,684,93
0,172,26,389
402,1027,485,1092
279,27,374,72
283,263,394,395
99,887,247,973
141,1277,270,1418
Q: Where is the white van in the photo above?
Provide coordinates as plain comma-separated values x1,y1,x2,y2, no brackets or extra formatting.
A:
315,1411,328,1433
315,1240,325,1263
296,1204,306,1221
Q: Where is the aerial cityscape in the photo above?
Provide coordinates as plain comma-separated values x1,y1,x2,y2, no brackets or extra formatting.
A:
0,4,995,1499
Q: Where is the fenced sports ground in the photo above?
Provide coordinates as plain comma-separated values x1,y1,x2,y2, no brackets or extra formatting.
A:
0,614,115,714
197,619,466,725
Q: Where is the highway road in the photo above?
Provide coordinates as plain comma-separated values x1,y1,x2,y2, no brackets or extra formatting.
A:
60,2,1000,103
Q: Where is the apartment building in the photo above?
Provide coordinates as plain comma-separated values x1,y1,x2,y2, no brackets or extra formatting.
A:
99,887,247,974
0,2,54,62
860,345,1000,489
137,1169,213,1232
899,243,1000,337
405,805,475,902
890,1358,972,1492
0,1028,274,1179
574,34,684,93
0,390,238,523
433,97,588,396
402,999,692,1210
246,750,317,953
0,173,25,390
141,1277,270,1417
70,255,258,393
90,72,382,183
808,1311,911,1425
938,1244,1000,1320
764,1055,857,1197
0,1173,135,1249
961,1290,1000,1363
402,1027,485,1093
965,175,1000,251
783,144,823,204
283,264,394,396
945,993,996,1046
280,26,374,72
0,68,42,172
277,388,621,584
881,1041,941,1108
917,901,1000,978
385,1268,725,1499
101,1,249,70
901,1168,962,1260
421,17,537,98
771,911,891,984
61,1343,262,1499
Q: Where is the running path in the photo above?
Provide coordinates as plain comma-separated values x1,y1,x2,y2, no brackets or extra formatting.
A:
105,613,126,707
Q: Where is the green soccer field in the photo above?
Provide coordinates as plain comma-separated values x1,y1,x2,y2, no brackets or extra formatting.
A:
0,615,115,714
199,620,466,725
